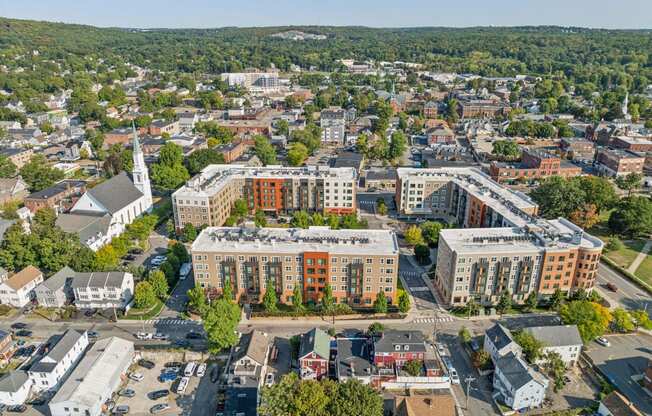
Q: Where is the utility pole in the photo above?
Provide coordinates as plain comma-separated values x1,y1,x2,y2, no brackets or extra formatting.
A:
465,375,476,409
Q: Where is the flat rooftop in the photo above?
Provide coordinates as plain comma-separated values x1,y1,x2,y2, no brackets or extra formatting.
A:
192,226,399,256
174,164,356,198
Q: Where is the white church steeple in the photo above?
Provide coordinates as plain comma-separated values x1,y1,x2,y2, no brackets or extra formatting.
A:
132,123,153,212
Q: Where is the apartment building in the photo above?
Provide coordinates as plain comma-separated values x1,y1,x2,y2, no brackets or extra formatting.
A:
71,272,134,310
173,165,357,230
190,226,399,306
28,330,89,393
457,99,510,118
595,148,645,177
0,266,44,308
320,107,346,144
489,148,581,184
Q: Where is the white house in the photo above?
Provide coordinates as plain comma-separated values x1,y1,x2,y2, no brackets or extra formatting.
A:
56,126,152,251
34,267,76,308
0,266,44,307
524,325,583,367
49,337,134,416
28,330,89,393
0,371,32,405
483,324,522,362
493,352,548,411
71,272,134,310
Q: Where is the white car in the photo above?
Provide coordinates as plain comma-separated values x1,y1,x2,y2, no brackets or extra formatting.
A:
449,368,460,385
196,363,207,377
150,256,167,266
265,373,274,387
176,376,189,394
129,372,144,382
135,332,153,340
595,336,611,347
184,362,197,377
153,333,169,341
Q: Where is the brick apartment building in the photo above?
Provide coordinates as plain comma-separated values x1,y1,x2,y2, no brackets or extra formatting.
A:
190,226,399,306
457,99,511,118
24,180,87,213
173,165,357,231
214,141,248,163
595,148,645,177
149,119,180,136
489,148,581,183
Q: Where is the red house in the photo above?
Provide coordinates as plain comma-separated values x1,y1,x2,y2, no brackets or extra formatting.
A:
298,328,330,380
373,330,426,368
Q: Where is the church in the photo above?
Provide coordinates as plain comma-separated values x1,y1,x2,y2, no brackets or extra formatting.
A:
56,126,153,251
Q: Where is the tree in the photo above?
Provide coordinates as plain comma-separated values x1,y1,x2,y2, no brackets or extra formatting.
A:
611,308,635,333
404,225,424,246
182,223,198,242
492,140,520,158
367,322,385,336
615,172,643,196
513,331,544,363
263,281,278,313
254,135,277,165
321,284,334,313
254,209,267,227
95,245,119,270
560,300,612,343
550,288,566,310
467,298,480,317
134,281,156,309
576,176,617,213
420,221,443,247
291,211,311,229
185,149,225,175
631,309,652,330
544,351,567,392
151,142,190,189
524,292,538,312
458,326,472,344
388,131,407,160
414,244,430,263
496,291,512,316
376,198,387,216
608,196,652,237
0,156,17,178
19,154,64,191
287,142,309,166
569,204,600,229
329,379,384,416
231,199,249,218
472,350,491,369
605,237,624,252
292,284,304,311
373,291,388,313
186,286,207,315
171,241,190,263
148,270,169,300
397,290,410,313
530,176,586,219
403,360,422,377
202,294,241,353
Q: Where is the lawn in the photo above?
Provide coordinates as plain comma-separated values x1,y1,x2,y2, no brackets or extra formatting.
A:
124,299,165,320
604,240,646,269
635,254,652,286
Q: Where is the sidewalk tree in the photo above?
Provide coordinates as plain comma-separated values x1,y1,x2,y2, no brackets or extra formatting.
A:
263,280,278,313
459,326,472,344
524,292,538,312
611,308,635,333
615,172,642,196
560,300,612,343
397,291,410,313
292,284,304,311
171,242,190,263
376,198,387,216
182,223,198,242
414,244,430,263
373,291,388,314
404,225,424,246
291,211,311,229
254,209,267,227
496,290,512,316
321,284,334,313
187,286,207,314
420,221,443,247
631,310,652,330
467,298,480,317
202,293,241,353
134,281,156,309
472,350,491,369
367,322,384,336
550,288,565,310
148,269,169,300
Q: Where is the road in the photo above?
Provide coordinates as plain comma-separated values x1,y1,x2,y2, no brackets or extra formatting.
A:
595,263,651,315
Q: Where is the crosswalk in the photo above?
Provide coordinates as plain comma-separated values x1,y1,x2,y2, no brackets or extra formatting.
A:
142,319,196,325
412,316,455,324
401,271,421,278
358,200,375,205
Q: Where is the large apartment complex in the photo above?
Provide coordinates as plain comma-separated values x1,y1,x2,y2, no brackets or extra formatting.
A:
395,167,603,306
190,226,399,306
172,165,357,230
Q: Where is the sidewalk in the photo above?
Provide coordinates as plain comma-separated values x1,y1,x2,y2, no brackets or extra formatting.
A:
627,238,652,273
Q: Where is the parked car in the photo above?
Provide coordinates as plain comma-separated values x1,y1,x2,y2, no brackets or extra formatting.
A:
27,397,47,406
176,377,190,394
129,372,144,382
210,366,220,383
135,332,153,340
118,389,136,398
174,340,191,348
87,331,99,339
130,248,144,255
165,361,184,368
159,371,178,382
186,332,203,340
595,336,611,347
105,400,116,411
153,333,169,341
196,363,207,377
150,256,167,266
265,373,274,387
125,254,137,261
6,405,27,413
150,403,170,414
149,390,170,400
184,362,197,377
605,283,618,292
15,330,32,337
138,359,155,369
449,368,460,384
10,323,27,329
113,405,130,415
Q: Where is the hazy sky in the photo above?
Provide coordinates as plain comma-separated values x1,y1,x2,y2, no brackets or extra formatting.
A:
1,0,651,29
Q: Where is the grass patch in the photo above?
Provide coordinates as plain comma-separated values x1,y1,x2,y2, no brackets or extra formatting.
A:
635,254,652,286
124,299,164,320
0,305,12,317
604,240,646,269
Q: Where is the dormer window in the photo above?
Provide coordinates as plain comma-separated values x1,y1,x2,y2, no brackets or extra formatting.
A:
394,345,400,351
405,345,410,351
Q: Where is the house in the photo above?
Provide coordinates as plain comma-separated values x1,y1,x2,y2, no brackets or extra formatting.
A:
483,324,522,362
492,352,548,411
214,141,247,163
426,126,455,145
336,338,374,384
373,330,426,368
55,213,113,252
0,177,29,205
24,180,87,214
0,371,32,406
393,391,456,416
595,148,645,177
0,330,15,364
28,330,89,393
49,337,134,416
225,331,270,416
179,113,199,131
489,148,582,184
34,267,76,308
0,266,44,307
523,325,583,366
0,148,33,169
231,330,270,378
71,272,134,310
598,391,644,416
298,328,330,380
149,119,180,136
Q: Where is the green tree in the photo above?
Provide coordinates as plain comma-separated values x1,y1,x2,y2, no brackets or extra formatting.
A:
388,131,407,160
550,288,566,310
254,209,267,227
202,294,241,353
19,154,64,191
403,360,422,377
232,199,249,218
611,308,635,333
171,241,190,263
148,269,169,300
513,331,544,363
329,379,383,416
631,309,652,330
151,142,190,189
397,291,410,313
263,280,278,313
608,196,652,237
376,198,387,216
185,148,225,175
291,211,311,229
492,140,520,158
420,221,443,247
321,284,334,313
292,284,304,311
134,281,156,309
576,176,617,213
186,286,207,315
254,135,277,165
459,326,472,343
496,290,512,316
615,172,643,196
560,300,612,343
373,291,388,313
530,176,585,219
287,142,309,166
182,223,198,242
367,322,385,336
544,351,567,392
0,156,17,178
404,225,424,246
472,350,491,369
95,245,120,270
524,292,538,312
414,244,430,263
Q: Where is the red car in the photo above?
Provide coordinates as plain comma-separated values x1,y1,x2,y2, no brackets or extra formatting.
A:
605,283,618,292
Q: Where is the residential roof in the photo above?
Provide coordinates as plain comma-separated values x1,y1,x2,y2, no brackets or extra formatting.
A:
394,392,456,416
2,265,42,291
29,330,85,374
0,371,30,393
486,324,515,352
373,330,426,354
233,330,269,367
86,172,142,214
39,266,76,292
336,338,373,379
299,328,330,360
601,391,644,416
55,212,112,244
71,272,129,289
494,352,547,391
366,168,397,181
524,325,583,348
26,180,85,200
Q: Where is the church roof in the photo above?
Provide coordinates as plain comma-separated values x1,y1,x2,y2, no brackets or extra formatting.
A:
87,172,143,214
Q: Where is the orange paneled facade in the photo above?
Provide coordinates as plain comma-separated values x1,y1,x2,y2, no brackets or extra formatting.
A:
303,252,330,302
252,178,285,212
467,195,487,228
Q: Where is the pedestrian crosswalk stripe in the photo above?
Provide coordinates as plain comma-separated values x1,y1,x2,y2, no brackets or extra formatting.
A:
143,319,195,325
412,316,454,324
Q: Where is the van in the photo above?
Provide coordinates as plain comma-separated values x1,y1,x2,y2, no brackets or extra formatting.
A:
176,377,189,394
179,263,192,280
184,362,197,377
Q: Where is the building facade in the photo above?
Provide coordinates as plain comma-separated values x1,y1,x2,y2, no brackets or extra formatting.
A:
190,226,399,306
595,148,645,177
28,330,89,393
0,266,44,307
71,272,134,310
173,165,357,231
489,148,582,184
320,107,346,144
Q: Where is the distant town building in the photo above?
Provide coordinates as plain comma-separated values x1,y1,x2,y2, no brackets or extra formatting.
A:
595,148,644,177
489,148,581,183
320,107,346,144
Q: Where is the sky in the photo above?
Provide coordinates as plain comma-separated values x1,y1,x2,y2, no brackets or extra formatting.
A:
0,0,651,29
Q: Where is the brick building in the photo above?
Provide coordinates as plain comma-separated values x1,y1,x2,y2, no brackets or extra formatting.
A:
595,148,644,177
24,180,87,213
489,148,581,183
